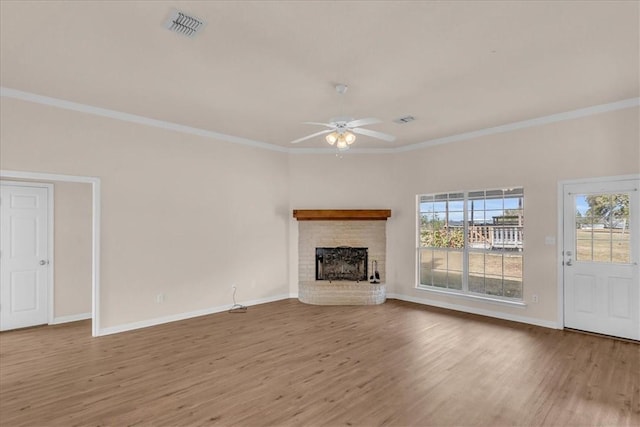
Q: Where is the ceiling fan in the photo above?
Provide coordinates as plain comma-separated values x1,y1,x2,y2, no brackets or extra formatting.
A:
291,84,396,150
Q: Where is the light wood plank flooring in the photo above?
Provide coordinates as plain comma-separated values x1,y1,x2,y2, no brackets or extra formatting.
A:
1,299,638,426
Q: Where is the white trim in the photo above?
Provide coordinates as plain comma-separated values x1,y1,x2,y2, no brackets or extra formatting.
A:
414,285,527,308
0,180,54,327
557,181,565,330
0,170,101,337
387,292,559,330
51,312,92,325
98,293,291,336
2,87,637,155
396,98,640,152
556,174,640,332
0,87,287,154
289,292,299,298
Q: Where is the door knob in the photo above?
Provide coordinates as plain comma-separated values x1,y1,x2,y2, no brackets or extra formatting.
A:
39,260,48,266
566,259,572,266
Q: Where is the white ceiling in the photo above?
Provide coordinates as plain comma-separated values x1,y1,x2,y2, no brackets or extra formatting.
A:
1,1,638,150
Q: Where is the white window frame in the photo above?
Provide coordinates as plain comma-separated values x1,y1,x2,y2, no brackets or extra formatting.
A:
416,187,525,304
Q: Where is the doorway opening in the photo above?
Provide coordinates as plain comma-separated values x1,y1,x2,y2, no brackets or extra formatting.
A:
0,170,101,337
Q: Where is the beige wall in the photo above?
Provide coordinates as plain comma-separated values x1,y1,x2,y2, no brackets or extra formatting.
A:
53,181,92,318
1,97,290,329
2,95,638,331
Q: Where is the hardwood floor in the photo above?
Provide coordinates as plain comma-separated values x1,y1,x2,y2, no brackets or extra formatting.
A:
1,299,638,426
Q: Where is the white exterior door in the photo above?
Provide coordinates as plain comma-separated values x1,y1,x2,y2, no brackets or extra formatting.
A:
563,178,639,340
0,183,50,331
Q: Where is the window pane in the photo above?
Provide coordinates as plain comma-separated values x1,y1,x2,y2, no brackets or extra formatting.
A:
485,209,503,222
469,199,485,210
449,200,464,211
420,195,434,203
469,252,484,274
433,201,447,212
447,270,463,290
485,253,504,296
419,248,434,286
468,225,491,249
592,229,612,262
576,238,593,261
504,254,523,299
575,193,631,264
432,250,447,287
503,197,522,210
504,188,524,197
504,254,522,279
469,252,485,294
469,273,485,294
447,251,463,290
611,226,630,264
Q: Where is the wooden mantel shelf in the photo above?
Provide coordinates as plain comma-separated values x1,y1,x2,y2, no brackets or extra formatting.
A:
293,209,391,221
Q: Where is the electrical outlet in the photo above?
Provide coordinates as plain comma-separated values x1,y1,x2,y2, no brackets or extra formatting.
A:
156,293,165,303
532,294,539,303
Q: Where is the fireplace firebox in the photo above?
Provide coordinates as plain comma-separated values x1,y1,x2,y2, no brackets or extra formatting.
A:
315,247,368,282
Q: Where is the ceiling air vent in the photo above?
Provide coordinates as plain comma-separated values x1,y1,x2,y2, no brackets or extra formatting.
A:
164,9,205,37
393,115,416,124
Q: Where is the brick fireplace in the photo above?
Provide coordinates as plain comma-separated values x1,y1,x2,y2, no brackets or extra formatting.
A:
293,210,390,305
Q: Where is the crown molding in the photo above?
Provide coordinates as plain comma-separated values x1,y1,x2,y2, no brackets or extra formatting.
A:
396,97,640,153
0,87,288,153
2,87,637,155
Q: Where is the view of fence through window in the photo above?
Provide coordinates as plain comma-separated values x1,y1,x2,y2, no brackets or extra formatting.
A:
575,193,630,264
419,188,524,299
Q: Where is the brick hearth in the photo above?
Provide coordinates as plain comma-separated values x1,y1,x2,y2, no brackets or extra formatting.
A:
295,216,388,305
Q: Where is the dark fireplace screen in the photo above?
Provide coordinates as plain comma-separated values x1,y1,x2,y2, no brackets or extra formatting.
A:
316,247,368,282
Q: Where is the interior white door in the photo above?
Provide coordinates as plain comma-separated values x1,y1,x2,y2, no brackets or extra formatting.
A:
563,178,639,340
0,184,50,331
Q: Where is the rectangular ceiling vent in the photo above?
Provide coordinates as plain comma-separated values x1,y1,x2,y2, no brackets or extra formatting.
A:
165,9,205,37
393,115,416,124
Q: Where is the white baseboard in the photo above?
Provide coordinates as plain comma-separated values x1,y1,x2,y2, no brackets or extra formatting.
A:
51,312,92,325
289,292,299,298
386,293,560,330
97,293,292,336
95,291,558,337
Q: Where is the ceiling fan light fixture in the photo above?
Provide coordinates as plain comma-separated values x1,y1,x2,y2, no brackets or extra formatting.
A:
344,131,356,145
336,137,349,150
326,132,339,145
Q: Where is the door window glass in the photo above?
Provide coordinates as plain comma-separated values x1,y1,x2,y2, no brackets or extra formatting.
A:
575,193,630,263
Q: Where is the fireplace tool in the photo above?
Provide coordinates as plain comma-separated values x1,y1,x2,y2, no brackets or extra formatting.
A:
369,260,380,284
229,285,247,313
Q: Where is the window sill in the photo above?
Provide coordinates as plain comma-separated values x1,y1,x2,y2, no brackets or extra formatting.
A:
415,285,527,308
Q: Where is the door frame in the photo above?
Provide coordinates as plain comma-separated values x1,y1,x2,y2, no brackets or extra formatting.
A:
0,170,101,337
557,174,640,331
0,180,54,326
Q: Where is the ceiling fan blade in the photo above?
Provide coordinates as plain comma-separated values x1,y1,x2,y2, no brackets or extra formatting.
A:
302,121,335,128
291,129,332,144
352,127,396,142
346,117,382,128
